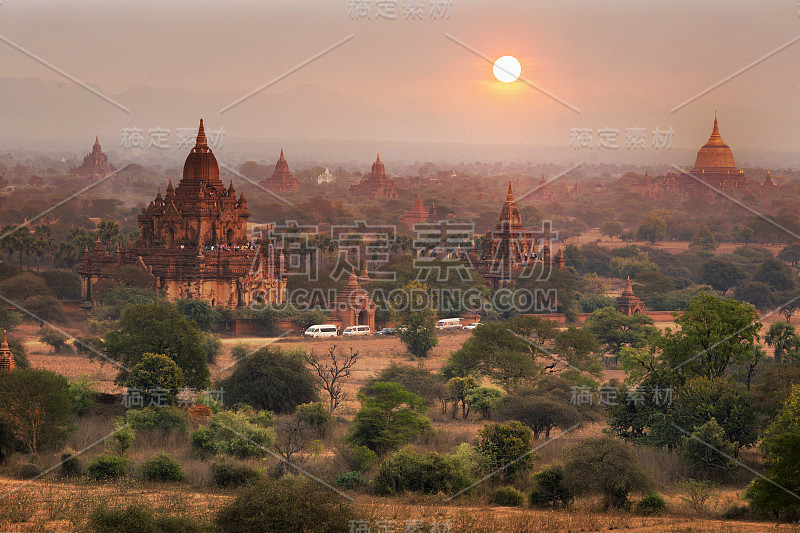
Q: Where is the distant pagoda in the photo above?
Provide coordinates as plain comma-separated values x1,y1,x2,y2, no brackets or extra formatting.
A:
0,330,16,372
349,154,399,199
263,149,299,192
616,277,645,316
70,136,115,180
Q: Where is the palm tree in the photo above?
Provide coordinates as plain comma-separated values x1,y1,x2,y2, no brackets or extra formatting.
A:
764,321,800,364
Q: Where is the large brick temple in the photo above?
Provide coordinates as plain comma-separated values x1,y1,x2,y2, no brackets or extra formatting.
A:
349,154,399,199
70,136,115,180
473,183,565,289
79,119,287,308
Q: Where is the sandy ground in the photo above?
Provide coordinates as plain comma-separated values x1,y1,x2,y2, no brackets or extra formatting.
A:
578,228,785,255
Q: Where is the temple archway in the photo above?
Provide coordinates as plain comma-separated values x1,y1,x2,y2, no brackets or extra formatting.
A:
226,228,234,244
166,228,175,248
358,308,369,326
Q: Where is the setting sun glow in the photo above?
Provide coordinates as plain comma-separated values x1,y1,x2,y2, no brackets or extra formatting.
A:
493,56,521,83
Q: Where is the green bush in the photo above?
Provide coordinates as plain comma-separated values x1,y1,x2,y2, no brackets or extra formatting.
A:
335,471,366,490
124,407,188,434
215,476,355,533
88,454,130,481
636,492,667,515
337,444,378,473
528,465,573,508
23,295,67,324
139,453,184,482
87,501,208,533
211,458,262,488
60,450,82,477
190,410,276,459
489,486,524,506
69,375,99,416
372,447,474,496
295,402,333,435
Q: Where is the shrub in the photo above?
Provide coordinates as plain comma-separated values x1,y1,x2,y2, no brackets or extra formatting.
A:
0,367,74,453
109,420,135,455
295,401,333,436
219,347,319,413
677,478,718,514
490,486,524,507
528,465,573,508
139,452,184,482
190,410,276,459
211,458,262,488
88,454,130,481
125,353,186,406
23,295,67,324
474,421,534,482
124,406,188,434
372,447,474,496
87,501,207,533
38,327,72,353
229,342,250,361
562,436,651,510
60,450,82,477
335,471,366,490
0,272,51,301
69,375,99,416
38,270,81,299
337,444,378,473
723,503,750,519
636,492,667,515
201,333,222,364
216,476,356,533
16,462,42,480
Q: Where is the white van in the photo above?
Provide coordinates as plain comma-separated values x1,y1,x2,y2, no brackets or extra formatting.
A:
436,318,463,330
303,324,339,338
342,325,370,336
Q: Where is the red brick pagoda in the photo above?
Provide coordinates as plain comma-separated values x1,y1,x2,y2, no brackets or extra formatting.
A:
333,270,376,331
263,149,299,192
79,119,287,308
70,136,115,180
616,277,645,316
474,182,564,289
350,154,399,199
0,330,16,372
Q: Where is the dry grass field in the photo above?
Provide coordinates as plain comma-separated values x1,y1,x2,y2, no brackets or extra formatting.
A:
6,323,798,532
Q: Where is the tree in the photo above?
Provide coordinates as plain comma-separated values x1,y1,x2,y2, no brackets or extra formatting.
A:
636,214,667,244
126,353,186,405
681,418,738,476
465,386,504,419
473,421,534,482
176,299,220,331
754,258,795,292
306,345,359,413
562,436,650,509
366,363,448,412
497,383,581,440
665,293,761,381
765,322,800,364
745,385,800,519
584,307,657,356
778,242,800,266
348,382,430,454
397,309,439,358
554,326,601,374
220,347,319,414
102,301,210,389
447,376,480,419
601,221,624,241
38,327,71,353
700,258,747,292
272,415,317,474
0,368,74,453
689,224,717,250
22,295,66,324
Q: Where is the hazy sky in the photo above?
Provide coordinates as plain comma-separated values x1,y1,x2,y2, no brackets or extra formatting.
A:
0,0,799,160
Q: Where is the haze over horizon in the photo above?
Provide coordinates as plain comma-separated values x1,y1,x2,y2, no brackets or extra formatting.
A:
0,0,799,167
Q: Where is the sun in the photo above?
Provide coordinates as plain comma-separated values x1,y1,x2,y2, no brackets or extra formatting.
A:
493,56,521,83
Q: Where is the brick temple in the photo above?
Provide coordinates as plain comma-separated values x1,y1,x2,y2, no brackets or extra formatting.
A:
263,149,299,192
473,182,565,289
350,154,399,199
70,136,115,180
79,119,287,308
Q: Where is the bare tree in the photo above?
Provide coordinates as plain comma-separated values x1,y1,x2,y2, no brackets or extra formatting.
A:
272,415,316,476
305,345,359,414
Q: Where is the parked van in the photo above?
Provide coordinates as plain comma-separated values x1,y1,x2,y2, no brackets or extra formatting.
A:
342,325,371,336
436,318,463,330
303,324,339,338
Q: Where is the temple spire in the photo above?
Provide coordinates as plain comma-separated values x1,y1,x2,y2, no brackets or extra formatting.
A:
196,118,207,147
506,181,514,202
